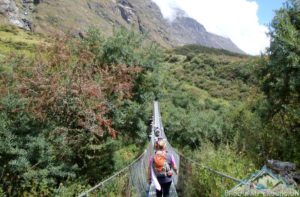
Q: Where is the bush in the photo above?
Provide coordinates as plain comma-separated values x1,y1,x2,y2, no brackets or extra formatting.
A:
178,143,256,197
83,27,162,69
0,94,77,196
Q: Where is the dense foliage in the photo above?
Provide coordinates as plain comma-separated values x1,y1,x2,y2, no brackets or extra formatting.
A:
177,143,256,197
158,48,259,149
0,28,159,195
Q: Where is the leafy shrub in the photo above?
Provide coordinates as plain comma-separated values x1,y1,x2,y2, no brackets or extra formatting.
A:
83,28,162,69
0,94,77,196
178,143,256,197
168,55,180,63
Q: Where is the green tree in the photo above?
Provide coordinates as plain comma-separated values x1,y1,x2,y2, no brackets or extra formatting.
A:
260,0,300,161
262,0,300,119
99,28,161,69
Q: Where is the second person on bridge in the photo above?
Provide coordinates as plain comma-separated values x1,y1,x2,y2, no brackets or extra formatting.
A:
148,138,178,197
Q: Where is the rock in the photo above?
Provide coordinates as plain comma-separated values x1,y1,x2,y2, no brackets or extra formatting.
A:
267,160,296,172
169,15,244,54
117,2,136,24
0,0,14,14
0,0,32,30
137,16,145,34
22,18,32,30
78,31,84,39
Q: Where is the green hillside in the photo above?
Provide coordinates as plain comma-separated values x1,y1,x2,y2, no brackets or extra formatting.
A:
29,0,174,48
0,25,44,57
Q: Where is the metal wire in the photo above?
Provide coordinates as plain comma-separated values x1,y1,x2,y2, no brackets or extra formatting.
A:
78,151,146,197
175,149,243,183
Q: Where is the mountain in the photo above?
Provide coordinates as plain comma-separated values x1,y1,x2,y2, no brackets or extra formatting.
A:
0,0,244,54
170,17,244,54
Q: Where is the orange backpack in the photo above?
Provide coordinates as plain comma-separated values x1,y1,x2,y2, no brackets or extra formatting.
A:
153,151,170,177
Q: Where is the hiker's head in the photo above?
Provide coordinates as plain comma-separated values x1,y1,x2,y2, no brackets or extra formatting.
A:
154,128,160,137
157,138,167,150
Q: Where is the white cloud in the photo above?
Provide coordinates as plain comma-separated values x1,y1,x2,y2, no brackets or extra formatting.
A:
151,0,270,55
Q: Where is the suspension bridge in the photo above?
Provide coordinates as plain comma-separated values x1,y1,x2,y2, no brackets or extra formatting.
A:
78,101,243,197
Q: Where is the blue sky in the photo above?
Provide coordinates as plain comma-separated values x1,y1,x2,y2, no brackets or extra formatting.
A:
254,0,286,25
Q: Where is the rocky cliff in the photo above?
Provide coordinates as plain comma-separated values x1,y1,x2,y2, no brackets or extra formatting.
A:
170,17,244,54
0,0,244,54
0,0,32,30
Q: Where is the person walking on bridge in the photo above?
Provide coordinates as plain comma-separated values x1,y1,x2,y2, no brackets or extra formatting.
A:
148,138,178,197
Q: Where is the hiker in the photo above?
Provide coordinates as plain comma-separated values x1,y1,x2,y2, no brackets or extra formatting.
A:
154,127,161,137
148,139,178,197
154,128,161,149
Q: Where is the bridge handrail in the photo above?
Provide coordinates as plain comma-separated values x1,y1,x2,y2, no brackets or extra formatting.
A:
78,149,146,197
175,149,244,183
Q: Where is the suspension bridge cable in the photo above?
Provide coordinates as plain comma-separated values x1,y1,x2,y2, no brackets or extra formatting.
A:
174,149,244,183
78,100,243,196
78,149,147,197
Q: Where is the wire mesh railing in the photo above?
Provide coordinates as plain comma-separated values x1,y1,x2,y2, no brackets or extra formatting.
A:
78,101,242,197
